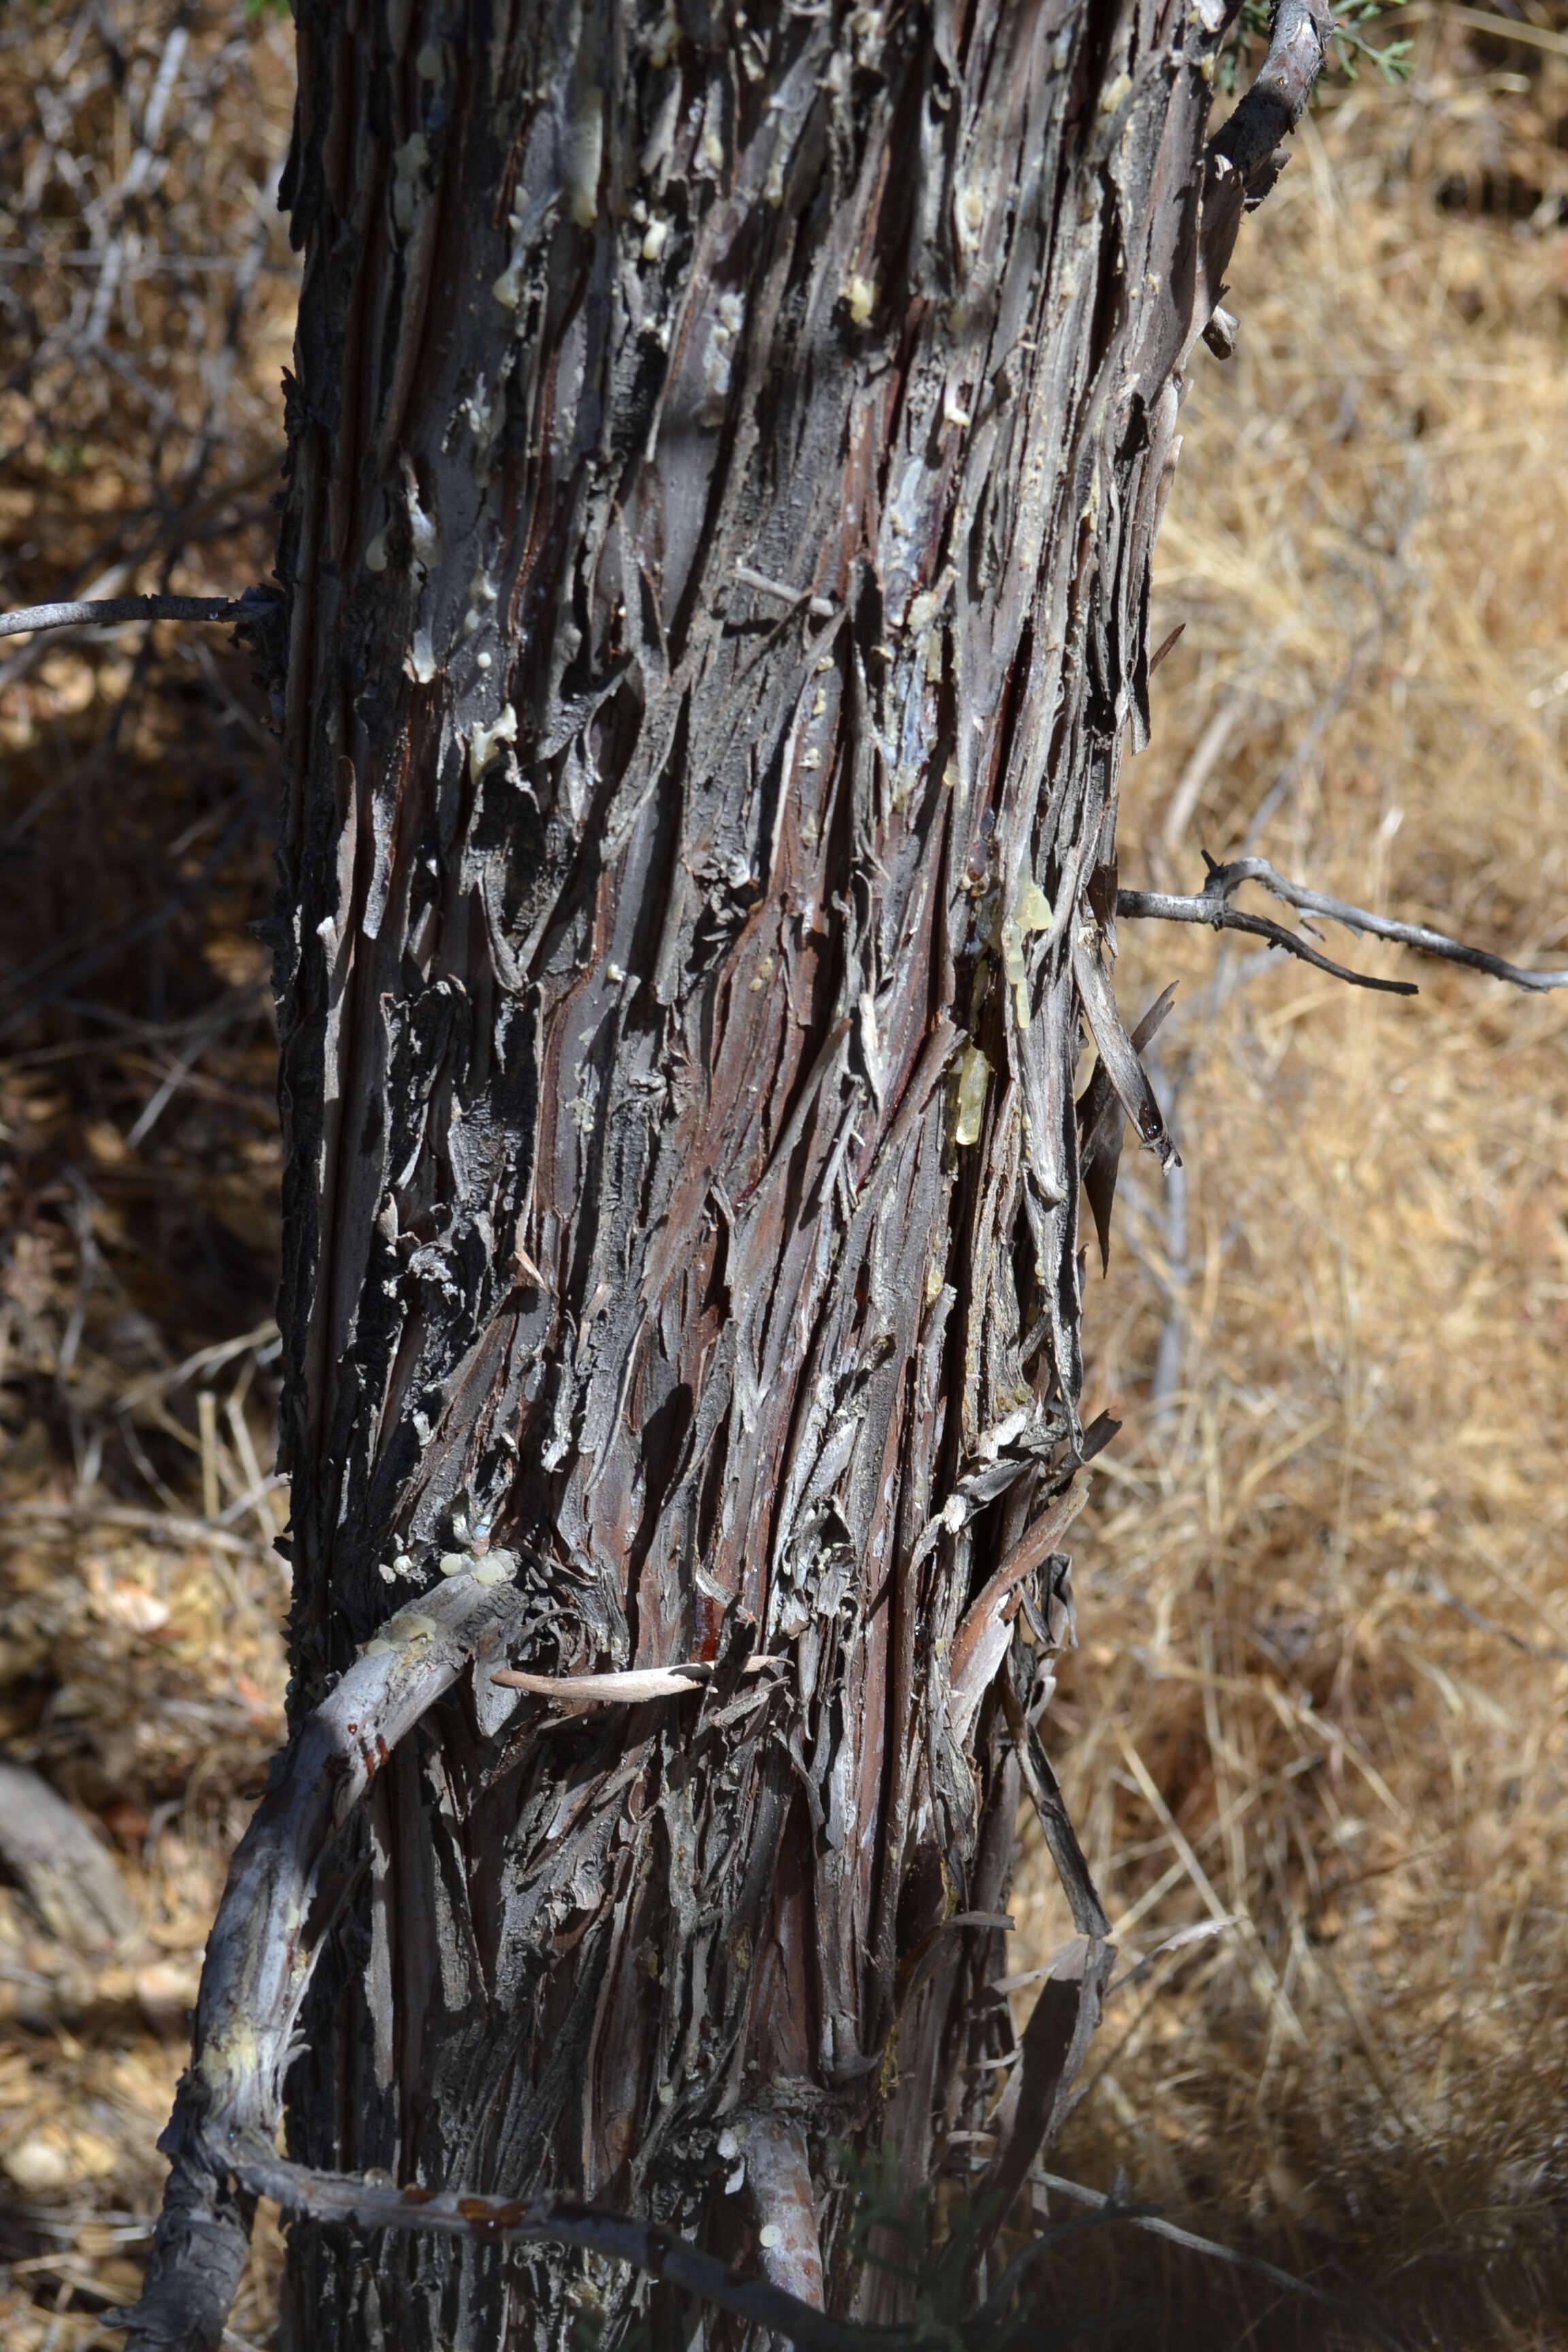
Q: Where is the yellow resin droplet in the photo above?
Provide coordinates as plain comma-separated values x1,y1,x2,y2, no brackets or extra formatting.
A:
954,1044,990,1146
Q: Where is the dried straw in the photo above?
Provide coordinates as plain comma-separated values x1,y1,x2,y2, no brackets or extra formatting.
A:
1009,15,1568,2341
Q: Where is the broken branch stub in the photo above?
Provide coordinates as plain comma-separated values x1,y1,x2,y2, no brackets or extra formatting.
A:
1210,0,1338,191
0,589,272,639
1195,0,1337,349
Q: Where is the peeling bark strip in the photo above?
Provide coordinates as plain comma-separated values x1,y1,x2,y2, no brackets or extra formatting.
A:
492,1652,780,1703
970,1931,1115,2259
122,5,1330,2349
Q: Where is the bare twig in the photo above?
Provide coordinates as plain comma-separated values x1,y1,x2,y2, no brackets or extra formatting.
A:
1117,853,1568,994
1147,621,1185,677
1439,3,1568,64
0,804,259,1043
733,561,836,620
0,591,254,639
195,2138,915,2352
1116,881,1416,994
0,1499,267,1562
1417,1573,1568,1665
1030,2170,1399,2344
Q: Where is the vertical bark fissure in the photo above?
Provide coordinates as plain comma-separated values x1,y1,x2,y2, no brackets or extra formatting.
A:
259,1,1245,2345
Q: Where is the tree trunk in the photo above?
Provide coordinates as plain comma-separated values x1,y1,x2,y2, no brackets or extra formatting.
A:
140,1,1274,2344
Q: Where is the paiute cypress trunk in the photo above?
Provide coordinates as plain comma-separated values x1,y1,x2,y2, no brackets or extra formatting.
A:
260,0,1218,2342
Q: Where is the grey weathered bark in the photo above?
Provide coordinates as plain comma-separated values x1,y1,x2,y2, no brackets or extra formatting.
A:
116,2,1335,2347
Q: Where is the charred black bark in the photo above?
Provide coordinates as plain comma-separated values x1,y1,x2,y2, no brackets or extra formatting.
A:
120,3,1286,2347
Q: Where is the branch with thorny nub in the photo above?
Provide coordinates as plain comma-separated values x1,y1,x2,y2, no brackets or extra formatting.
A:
1196,0,1337,357
151,2134,920,2352
107,1523,1111,2351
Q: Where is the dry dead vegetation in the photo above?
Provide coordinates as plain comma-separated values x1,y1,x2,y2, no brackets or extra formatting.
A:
0,5,295,2343
0,5,1565,2348
1009,14,1568,2344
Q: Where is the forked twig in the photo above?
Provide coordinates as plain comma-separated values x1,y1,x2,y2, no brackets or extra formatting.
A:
1118,853,1568,995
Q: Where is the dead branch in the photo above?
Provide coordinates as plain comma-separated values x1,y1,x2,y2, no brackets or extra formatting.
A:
154,2125,1395,2352
0,592,255,638
1115,878,1416,994
111,1567,530,2352
1028,2170,1396,2341
190,2135,915,2352
1117,853,1568,994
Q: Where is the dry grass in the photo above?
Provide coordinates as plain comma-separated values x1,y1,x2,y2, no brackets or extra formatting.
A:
3,5,1567,2348
1009,14,1568,2345
0,5,295,2343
